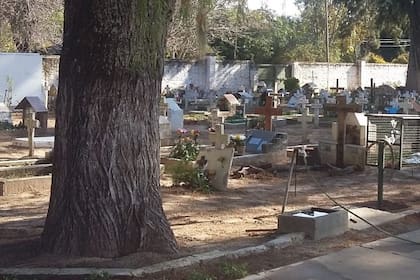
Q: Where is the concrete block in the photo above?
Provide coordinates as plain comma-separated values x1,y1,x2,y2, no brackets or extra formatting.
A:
0,175,51,196
278,208,348,240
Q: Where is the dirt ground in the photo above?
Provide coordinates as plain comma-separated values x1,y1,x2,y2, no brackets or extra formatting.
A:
0,120,420,278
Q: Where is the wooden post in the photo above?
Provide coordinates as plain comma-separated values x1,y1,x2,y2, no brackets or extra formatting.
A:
254,96,282,131
25,109,36,157
324,96,362,167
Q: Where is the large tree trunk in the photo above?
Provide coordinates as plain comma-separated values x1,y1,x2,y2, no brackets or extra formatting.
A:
406,1,420,91
41,0,177,257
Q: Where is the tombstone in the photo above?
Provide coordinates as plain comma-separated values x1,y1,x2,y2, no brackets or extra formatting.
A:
298,107,313,144
166,98,183,131
324,96,362,167
197,147,234,191
15,96,48,129
311,99,323,128
208,108,225,129
0,103,12,124
399,98,413,114
254,96,282,131
208,124,229,149
245,130,287,154
159,116,172,146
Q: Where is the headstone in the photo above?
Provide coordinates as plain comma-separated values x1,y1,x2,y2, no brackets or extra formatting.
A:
311,99,323,128
298,107,313,144
197,147,234,190
254,96,282,131
159,116,171,146
324,96,362,167
166,98,183,131
245,130,277,154
399,98,413,114
208,124,229,149
0,103,11,124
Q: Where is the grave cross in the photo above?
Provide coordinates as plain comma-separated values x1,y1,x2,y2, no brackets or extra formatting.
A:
298,107,313,144
399,99,413,114
330,79,345,94
209,108,224,129
311,99,323,128
24,109,37,157
324,96,362,167
254,96,282,131
208,124,229,149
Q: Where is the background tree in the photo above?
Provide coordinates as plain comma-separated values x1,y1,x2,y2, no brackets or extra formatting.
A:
41,0,178,257
0,0,63,52
335,0,418,90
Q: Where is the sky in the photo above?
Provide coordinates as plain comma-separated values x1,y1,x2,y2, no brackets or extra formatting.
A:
247,0,301,17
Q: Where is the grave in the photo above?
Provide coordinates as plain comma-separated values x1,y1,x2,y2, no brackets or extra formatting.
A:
15,96,48,129
297,107,313,144
197,147,234,191
199,123,234,190
278,207,348,240
208,124,229,149
159,116,172,146
323,96,362,167
399,98,413,114
311,99,323,128
166,98,183,131
14,136,55,149
254,96,282,131
319,112,367,167
245,130,287,154
366,114,420,169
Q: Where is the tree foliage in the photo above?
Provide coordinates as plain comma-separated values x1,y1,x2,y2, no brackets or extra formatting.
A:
0,0,63,52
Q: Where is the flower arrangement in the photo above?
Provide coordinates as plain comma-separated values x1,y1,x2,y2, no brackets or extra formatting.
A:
229,134,246,147
169,128,200,161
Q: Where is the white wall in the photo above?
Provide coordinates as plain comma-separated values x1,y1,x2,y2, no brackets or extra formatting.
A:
292,61,408,90
0,53,44,106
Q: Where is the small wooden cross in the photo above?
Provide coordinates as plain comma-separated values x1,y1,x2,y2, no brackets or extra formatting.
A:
330,79,345,94
298,107,313,143
24,109,37,157
208,124,229,149
254,96,282,131
324,96,362,167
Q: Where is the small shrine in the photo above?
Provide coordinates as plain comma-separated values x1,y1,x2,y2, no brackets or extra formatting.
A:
15,96,48,129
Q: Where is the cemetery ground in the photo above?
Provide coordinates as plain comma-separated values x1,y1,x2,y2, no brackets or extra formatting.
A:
0,118,420,279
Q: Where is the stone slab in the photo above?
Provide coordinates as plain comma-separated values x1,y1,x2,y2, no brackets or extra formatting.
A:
14,136,54,148
348,207,405,231
0,175,51,196
242,245,420,280
362,229,420,260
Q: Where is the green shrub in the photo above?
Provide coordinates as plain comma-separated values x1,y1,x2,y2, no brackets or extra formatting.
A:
366,52,387,64
392,52,409,64
167,160,211,193
284,77,300,93
220,262,248,279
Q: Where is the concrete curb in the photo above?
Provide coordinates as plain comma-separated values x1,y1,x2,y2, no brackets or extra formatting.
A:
0,233,304,278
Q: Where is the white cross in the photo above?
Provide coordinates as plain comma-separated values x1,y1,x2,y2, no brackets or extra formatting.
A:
208,124,229,149
311,99,323,128
298,107,313,144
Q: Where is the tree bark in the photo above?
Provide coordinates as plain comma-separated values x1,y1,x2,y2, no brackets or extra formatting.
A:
41,0,177,257
406,1,420,91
